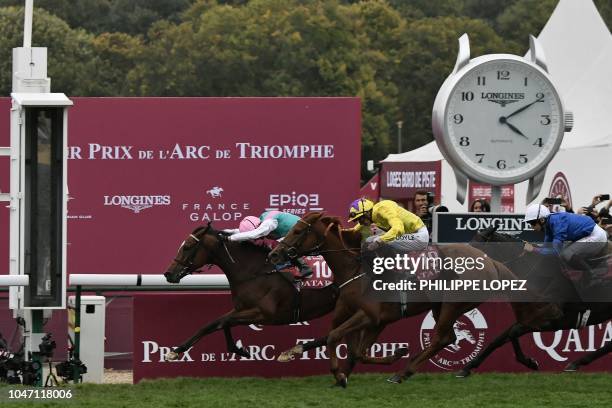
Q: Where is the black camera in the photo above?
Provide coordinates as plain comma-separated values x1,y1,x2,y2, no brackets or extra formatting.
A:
21,361,41,386
600,194,610,201
544,197,563,205
0,350,39,385
425,192,449,214
55,359,87,382
38,333,56,359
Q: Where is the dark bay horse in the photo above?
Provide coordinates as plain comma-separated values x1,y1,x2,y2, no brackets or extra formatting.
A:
269,213,561,385
457,227,612,377
163,223,339,360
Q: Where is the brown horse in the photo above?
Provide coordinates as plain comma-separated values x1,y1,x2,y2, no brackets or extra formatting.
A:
163,223,339,360
269,213,562,384
269,212,433,386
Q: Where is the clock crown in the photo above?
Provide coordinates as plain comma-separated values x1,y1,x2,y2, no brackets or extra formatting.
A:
564,111,574,132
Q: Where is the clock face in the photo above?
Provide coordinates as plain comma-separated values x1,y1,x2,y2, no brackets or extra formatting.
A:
445,59,563,181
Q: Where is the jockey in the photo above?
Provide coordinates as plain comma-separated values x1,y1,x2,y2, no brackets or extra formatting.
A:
223,216,277,248
348,198,429,252
224,211,312,278
523,204,608,280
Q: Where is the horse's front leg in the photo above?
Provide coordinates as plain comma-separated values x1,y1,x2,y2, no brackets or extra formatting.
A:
224,326,250,358
327,310,373,387
166,307,261,361
326,301,354,387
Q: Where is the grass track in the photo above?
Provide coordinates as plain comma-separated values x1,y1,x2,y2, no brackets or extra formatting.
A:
1,373,612,407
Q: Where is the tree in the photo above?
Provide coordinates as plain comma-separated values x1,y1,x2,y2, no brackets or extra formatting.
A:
87,32,143,95
0,6,96,95
130,0,404,176
393,16,505,152
0,0,195,35
462,0,520,26
495,0,557,54
594,0,612,31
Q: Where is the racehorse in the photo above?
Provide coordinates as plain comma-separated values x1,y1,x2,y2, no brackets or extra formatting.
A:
269,213,562,385
457,226,612,377
162,223,339,360
269,212,435,386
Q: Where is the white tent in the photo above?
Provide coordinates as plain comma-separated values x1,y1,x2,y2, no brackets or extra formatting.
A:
382,0,612,212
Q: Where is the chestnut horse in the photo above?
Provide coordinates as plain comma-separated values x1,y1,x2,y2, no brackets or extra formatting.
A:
269,212,562,384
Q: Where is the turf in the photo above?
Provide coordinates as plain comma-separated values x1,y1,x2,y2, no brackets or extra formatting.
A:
1,373,612,408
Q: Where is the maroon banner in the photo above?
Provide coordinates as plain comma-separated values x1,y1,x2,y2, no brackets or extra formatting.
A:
65,97,360,274
0,97,361,367
133,293,612,383
0,97,361,275
379,161,441,200
468,181,515,213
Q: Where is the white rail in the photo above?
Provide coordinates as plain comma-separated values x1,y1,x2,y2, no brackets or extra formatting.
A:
0,275,29,286
69,274,229,287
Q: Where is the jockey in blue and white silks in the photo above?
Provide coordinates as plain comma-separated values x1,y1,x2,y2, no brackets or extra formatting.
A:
524,204,608,279
225,211,312,277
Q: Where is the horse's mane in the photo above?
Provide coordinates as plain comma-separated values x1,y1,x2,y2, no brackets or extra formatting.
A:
238,240,271,256
191,225,210,235
192,223,227,237
320,214,342,226
315,213,362,248
491,231,522,243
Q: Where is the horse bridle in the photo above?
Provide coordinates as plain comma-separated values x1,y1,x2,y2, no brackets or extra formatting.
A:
476,229,528,265
173,223,237,280
173,225,211,280
277,219,332,260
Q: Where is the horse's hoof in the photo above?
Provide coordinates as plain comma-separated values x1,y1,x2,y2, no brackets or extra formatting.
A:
525,357,539,371
386,374,403,384
333,374,348,388
455,369,471,378
277,345,302,362
277,351,295,363
564,362,579,372
394,347,409,358
165,351,179,361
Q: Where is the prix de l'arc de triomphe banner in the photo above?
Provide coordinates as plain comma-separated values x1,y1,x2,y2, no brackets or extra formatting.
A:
0,97,361,275
0,97,361,366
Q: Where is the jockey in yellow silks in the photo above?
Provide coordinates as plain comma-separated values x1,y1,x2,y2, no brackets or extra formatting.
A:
348,198,429,252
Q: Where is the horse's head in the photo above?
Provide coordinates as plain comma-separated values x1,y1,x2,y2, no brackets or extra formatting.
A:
164,223,225,283
268,212,337,266
474,225,499,243
471,225,524,262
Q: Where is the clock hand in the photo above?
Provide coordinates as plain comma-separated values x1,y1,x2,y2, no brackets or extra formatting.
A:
499,117,528,139
505,95,544,120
